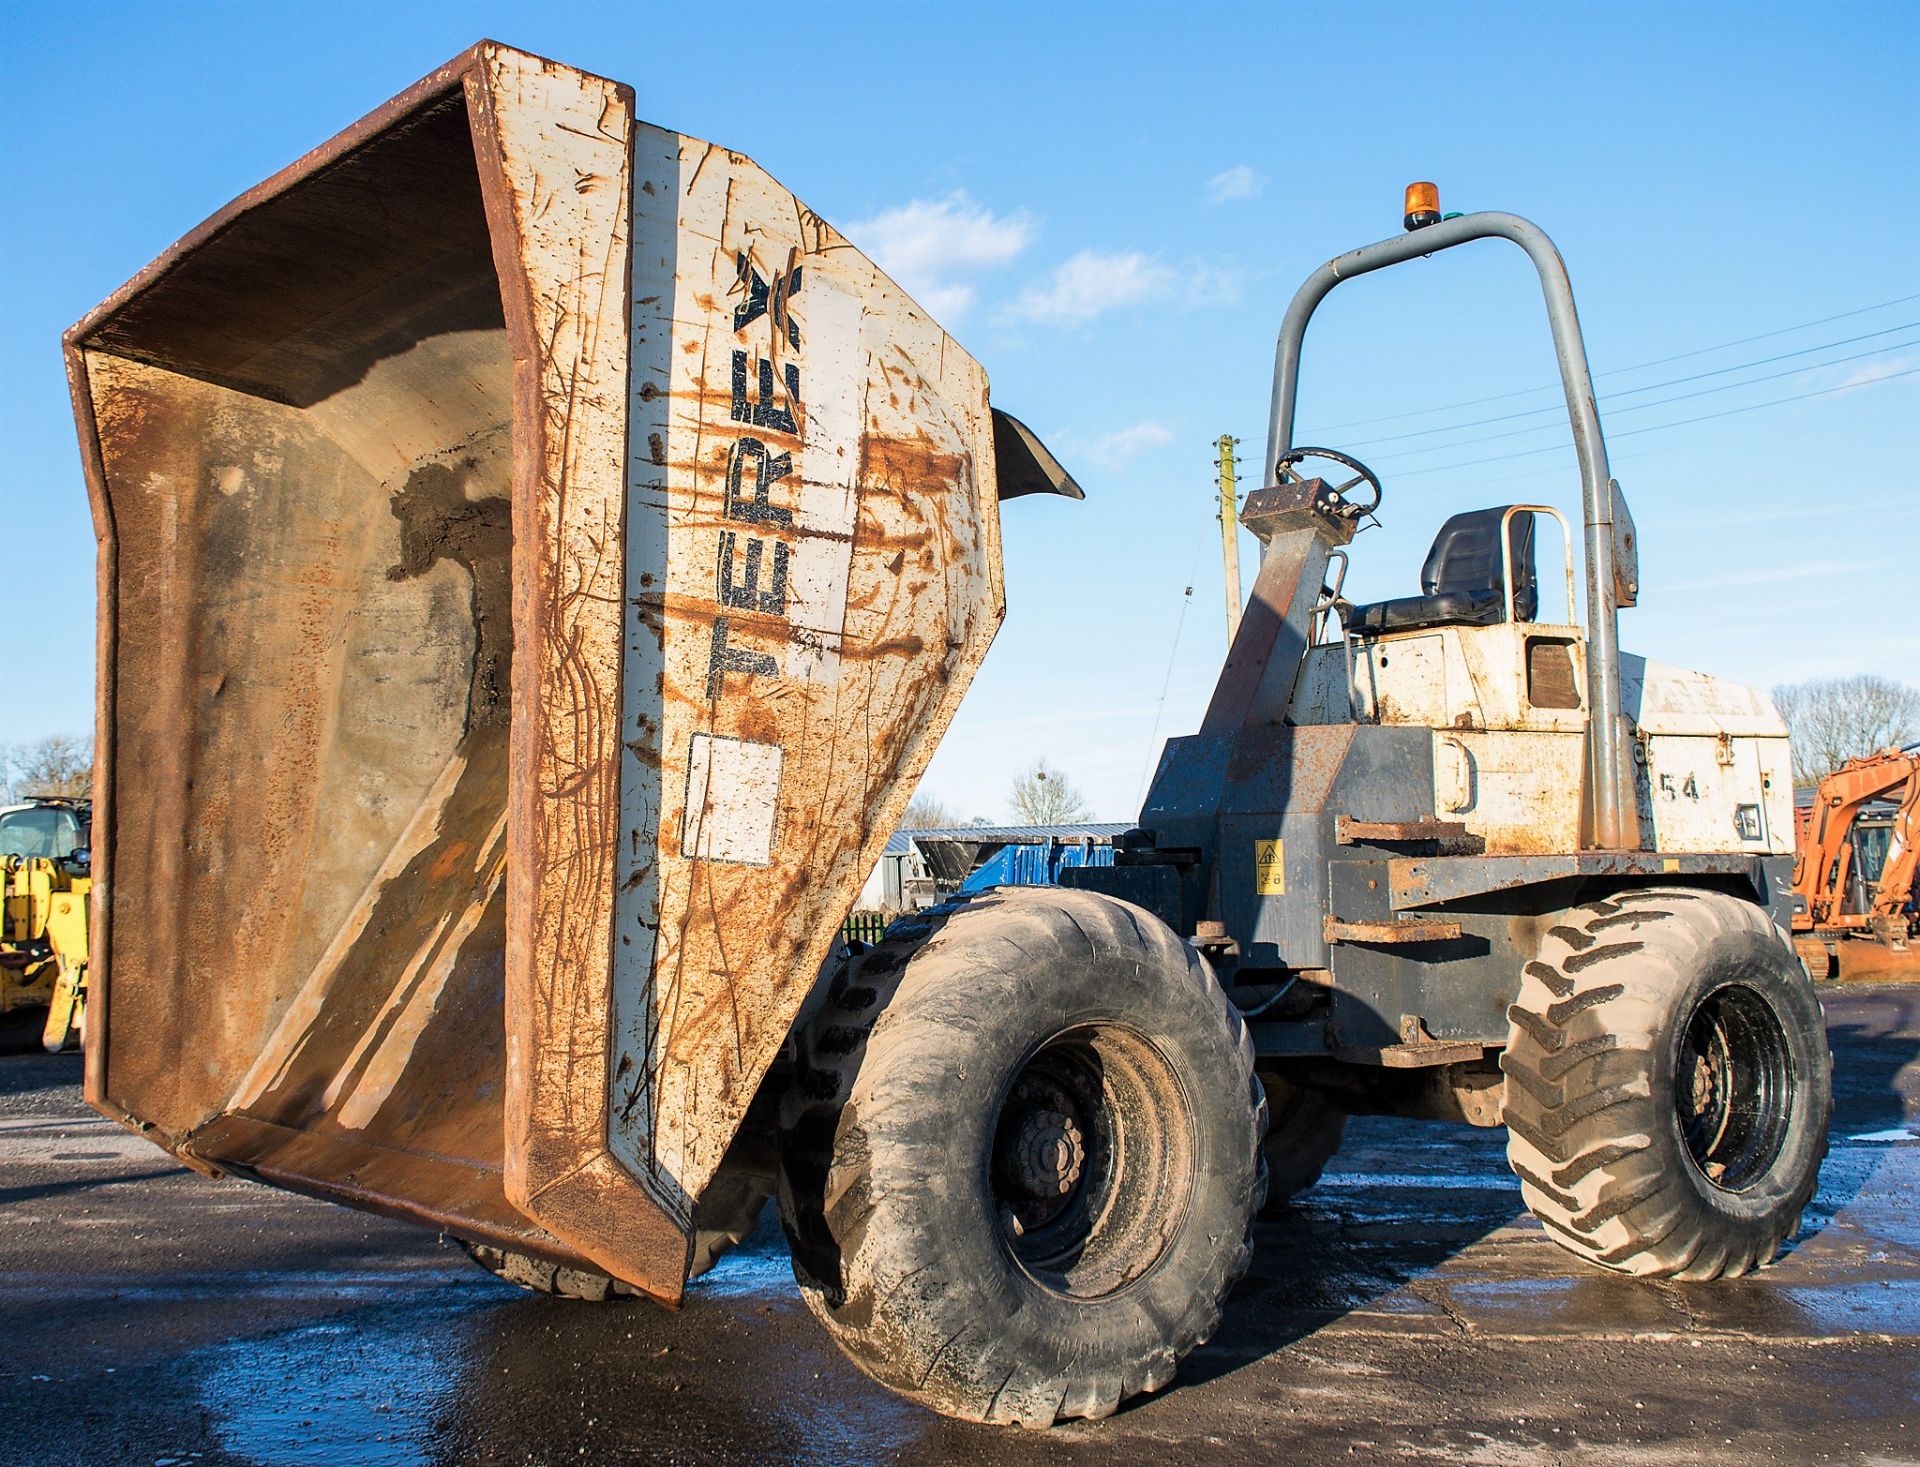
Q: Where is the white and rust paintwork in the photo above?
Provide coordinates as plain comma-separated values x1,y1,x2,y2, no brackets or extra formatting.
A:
66,43,1004,1299
1291,612,1793,859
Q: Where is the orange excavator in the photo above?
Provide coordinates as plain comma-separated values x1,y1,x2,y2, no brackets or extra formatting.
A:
1793,745,1920,980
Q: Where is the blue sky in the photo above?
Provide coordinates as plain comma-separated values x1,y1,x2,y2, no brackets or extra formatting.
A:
4,1,1915,820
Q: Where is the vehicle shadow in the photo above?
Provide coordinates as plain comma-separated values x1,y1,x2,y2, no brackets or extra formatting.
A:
1178,1117,1523,1390
1183,981,1918,1393
0,1168,183,1208
0,1048,83,1089
1794,983,1919,1239
0,1013,60,1057
1821,986,1918,1136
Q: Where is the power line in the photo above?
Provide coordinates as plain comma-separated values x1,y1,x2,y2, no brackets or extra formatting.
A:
1304,292,1920,433
1135,536,1207,810
1372,404,1920,500
1343,321,1920,450
1394,363,1920,479
1368,336,1920,463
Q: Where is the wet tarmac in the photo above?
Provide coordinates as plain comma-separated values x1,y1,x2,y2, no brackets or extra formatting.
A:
3,984,1916,1465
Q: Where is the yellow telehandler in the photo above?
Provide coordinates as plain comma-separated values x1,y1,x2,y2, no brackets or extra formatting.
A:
0,797,90,1052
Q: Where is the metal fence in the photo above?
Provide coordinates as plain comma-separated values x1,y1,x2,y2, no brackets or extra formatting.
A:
839,910,892,948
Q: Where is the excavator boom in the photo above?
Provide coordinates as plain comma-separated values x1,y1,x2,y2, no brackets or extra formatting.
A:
1792,746,1920,978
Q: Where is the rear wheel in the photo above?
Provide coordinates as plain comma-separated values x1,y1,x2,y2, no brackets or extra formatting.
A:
686,1158,776,1276
459,1162,774,1299
1503,888,1830,1279
459,1240,634,1301
779,888,1265,1426
1256,1072,1346,1210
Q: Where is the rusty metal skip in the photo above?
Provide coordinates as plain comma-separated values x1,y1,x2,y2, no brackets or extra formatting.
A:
67,41,1076,1305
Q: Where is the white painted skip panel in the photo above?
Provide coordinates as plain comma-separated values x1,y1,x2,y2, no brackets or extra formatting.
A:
609,131,1003,1208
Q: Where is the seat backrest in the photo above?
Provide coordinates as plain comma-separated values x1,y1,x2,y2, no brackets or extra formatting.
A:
1419,506,1539,621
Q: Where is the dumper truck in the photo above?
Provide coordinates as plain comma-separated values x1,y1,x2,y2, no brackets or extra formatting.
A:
69,45,1830,1428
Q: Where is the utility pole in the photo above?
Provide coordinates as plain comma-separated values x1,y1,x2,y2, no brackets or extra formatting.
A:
1215,434,1243,642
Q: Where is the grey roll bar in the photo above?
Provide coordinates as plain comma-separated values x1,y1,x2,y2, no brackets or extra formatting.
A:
1263,210,1634,851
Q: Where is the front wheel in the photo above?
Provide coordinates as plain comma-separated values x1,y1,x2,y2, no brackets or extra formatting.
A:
1503,888,1830,1280
779,888,1266,1426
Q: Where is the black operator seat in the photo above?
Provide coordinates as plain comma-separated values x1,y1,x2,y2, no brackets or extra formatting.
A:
1346,506,1539,637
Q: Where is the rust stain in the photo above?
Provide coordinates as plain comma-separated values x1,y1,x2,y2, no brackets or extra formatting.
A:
426,840,476,883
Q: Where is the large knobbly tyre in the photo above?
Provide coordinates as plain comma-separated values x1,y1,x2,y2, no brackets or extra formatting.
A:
687,1158,777,1277
1257,1072,1346,1211
779,887,1266,1427
459,1240,636,1301
1503,888,1830,1280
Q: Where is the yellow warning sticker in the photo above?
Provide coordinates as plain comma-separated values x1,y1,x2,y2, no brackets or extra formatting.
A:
1662,856,1681,872
1254,839,1286,895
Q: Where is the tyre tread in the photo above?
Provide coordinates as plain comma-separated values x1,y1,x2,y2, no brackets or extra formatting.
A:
778,889,1265,1426
1503,887,1829,1281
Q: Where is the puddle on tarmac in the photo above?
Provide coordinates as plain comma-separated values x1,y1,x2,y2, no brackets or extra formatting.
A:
1317,1171,1521,1190
1806,1127,1920,1248
1779,1279,1920,1336
195,1284,494,1467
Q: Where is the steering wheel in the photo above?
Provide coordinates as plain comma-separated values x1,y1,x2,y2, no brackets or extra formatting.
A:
1275,447,1382,516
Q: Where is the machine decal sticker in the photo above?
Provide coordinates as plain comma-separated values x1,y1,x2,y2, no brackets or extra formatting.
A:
1254,838,1286,895
682,733,783,867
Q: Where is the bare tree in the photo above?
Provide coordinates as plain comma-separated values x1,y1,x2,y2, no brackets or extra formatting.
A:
4,733,95,800
1008,758,1092,826
1772,675,1920,786
901,792,959,829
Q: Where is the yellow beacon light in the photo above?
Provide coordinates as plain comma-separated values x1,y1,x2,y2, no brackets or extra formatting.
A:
1403,181,1441,232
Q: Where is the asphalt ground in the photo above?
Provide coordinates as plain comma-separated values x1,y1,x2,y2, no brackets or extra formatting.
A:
2,984,1915,1466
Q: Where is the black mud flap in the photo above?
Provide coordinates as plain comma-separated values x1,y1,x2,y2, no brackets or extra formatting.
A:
992,409,1085,500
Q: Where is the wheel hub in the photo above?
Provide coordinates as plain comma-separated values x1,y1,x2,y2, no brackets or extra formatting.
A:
986,1025,1195,1298
1685,1046,1718,1118
1008,1106,1086,1199
1675,983,1794,1192
993,1071,1095,1226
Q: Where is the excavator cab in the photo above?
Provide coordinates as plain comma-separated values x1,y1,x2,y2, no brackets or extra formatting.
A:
1792,744,1920,977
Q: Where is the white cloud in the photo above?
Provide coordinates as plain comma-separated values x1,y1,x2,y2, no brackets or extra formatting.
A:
1005,250,1178,326
842,190,1031,323
1087,420,1175,468
1831,352,1920,392
1205,164,1266,203
1183,260,1246,308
